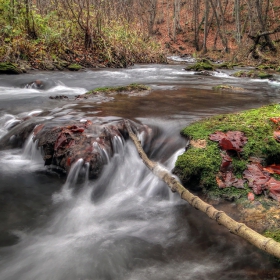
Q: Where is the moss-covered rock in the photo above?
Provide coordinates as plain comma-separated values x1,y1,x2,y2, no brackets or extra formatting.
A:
257,64,276,71
0,62,23,74
215,62,236,69
212,84,245,92
232,70,273,79
68,63,82,71
173,104,280,193
86,83,150,95
185,59,215,71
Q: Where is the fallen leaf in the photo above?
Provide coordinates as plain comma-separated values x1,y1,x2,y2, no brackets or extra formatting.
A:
273,131,280,142
243,163,270,195
220,152,232,172
216,171,245,189
263,164,280,175
270,117,280,124
265,177,280,202
209,131,247,152
248,192,255,201
54,133,68,151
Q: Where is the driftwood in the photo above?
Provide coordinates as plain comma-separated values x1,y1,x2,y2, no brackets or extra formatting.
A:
124,119,280,259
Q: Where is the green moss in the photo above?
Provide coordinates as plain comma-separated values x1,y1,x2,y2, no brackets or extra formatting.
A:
208,184,249,201
264,230,280,243
257,64,275,71
212,84,245,91
215,62,235,69
258,71,273,79
174,104,280,192
68,64,82,71
232,70,273,79
0,62,22,74
185,59,215,71
175,144,221,187
86,83,150,94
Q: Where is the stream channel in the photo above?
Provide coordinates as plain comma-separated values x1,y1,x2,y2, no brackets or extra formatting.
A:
0,61,280,279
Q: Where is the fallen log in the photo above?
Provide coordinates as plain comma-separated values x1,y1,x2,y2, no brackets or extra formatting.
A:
124,119,280,259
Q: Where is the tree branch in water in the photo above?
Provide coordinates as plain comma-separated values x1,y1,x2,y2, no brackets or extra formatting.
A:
124,119,280,259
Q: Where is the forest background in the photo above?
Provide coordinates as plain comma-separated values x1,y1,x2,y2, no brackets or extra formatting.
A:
1,0,280,70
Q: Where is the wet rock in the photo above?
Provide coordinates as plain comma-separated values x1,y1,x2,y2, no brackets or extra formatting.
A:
25,80,45,89
194,70,212,76
49,95,69,100
185,59,215,71
32,119,146,179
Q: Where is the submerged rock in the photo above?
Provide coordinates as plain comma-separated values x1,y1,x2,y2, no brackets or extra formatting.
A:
25,80,45,89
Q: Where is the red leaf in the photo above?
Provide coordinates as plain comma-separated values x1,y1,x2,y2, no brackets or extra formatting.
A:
54,133,67,151
68,125,84,133
270,117,280,124
216,171,245,189
265,177,280,202
216,176,226,188
273,131,280,142
220,152,232,172
248,192,255,201
243,163,270,195
209,131,247,152
263,164,280,175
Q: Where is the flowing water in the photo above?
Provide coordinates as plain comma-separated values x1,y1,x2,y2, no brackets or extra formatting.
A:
0,63,280,279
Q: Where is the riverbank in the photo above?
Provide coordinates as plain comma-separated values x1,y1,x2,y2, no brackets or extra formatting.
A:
173,104,280,234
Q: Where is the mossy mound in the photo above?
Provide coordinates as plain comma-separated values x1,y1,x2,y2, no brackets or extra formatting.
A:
86,83,150,95
257,64,276,71
264,229,280,243
232,70,273,79
212,84,245,92
0,62,23,74
173,104,280,194
215,62,236,69
185,59,215,71
185,60,237,72
68,64,82,71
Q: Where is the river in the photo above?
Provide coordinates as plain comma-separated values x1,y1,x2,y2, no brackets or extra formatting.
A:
0,62,280,279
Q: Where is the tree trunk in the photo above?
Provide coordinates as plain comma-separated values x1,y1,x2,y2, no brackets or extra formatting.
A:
202,0,209,53
235,0,241,44
124,119,280,260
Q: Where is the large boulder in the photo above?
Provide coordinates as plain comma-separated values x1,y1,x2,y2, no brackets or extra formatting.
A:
33,119,146,178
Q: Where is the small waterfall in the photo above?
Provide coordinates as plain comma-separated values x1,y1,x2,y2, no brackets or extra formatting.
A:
0,114,20,139
93,142,110,164
22,134,44,163
112,135,124,154
52,159,85,203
